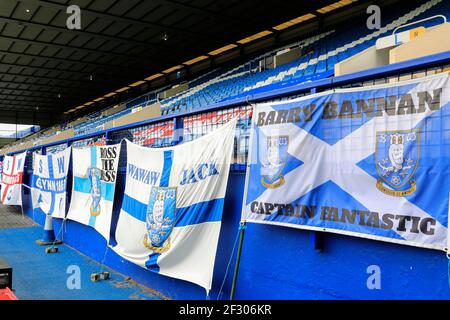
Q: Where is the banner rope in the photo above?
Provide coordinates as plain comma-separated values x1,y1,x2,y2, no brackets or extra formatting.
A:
216,225,243,300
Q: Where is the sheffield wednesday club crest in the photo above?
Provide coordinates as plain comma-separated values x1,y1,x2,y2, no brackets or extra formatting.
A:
143,186,176,253
88,167,102,217
375,129,420,197
260,135,289,189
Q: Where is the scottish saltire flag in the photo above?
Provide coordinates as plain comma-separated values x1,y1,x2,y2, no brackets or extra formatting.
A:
243,73,450,251
112,119,236,291
31,147,71,219
1,151,26,205
67,144,121,240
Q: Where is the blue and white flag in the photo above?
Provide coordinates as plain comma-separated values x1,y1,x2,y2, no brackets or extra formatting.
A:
67,144,121,240
112,119,236,291
32,147,71,218
243,73,450,251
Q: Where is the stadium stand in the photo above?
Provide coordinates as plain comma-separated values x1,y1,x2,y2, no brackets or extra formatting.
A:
157,0,448,114
2,0,450,301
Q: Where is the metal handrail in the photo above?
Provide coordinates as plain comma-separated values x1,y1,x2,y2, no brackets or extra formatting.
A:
393,15,447,35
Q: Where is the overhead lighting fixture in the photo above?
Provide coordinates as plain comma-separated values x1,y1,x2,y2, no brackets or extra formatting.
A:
317,0,357,14
75,105,85,109
183,55,209,66
26,9,30,13
162,65,183,74
93,97,104,102
273,13,316,31
129,80,146,87
144,73,164,81
208,44,238,56
89,74,93,81
115,87,130,93
163,33,168,41
237,30,273,45
84,101,94,106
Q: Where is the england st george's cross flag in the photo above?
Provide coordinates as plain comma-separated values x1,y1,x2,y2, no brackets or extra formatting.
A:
1,151,26,205
243,72,450,251
112,118,237,291
31,147,71,218
67,144,121,240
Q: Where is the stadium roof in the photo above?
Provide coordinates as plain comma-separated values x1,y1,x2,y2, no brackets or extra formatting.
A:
0,0,399,119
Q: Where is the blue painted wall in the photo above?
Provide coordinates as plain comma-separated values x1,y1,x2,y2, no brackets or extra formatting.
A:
21,164,450,300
